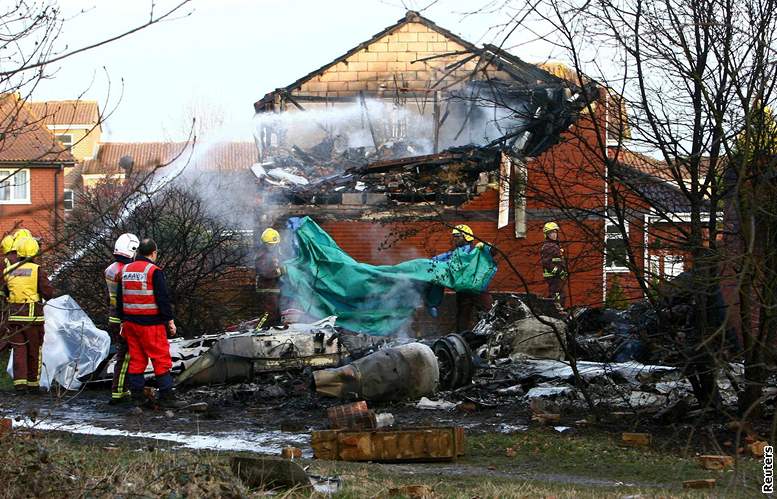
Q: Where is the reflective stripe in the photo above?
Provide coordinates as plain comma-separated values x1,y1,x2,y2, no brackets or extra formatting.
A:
123,303,159,310
13,379,27,386
112,351,130,399
108,316,122,324
9,302,44,322
121,261,159,316
256,288,281,294
105,261,125,317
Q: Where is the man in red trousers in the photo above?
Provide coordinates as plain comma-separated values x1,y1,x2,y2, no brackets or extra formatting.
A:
116,238,185,409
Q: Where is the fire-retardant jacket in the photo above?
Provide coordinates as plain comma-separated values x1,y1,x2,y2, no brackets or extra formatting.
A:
4,260,54,322
540,240,567,280
104,255,133,324
116,256,174,326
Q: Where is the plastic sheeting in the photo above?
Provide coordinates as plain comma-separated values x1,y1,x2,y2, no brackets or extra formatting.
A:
6,295,111,390
282,217,498,336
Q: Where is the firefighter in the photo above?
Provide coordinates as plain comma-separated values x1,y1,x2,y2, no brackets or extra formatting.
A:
540,222,568,309
104,233,139,404
254,228,283,327
0,234,15,353
434,225,494,332
5,236,53,393
116,238,185,409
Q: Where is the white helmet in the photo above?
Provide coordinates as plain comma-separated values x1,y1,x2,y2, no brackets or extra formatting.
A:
113,233,139,259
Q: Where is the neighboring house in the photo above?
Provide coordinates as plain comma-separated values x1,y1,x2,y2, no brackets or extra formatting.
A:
252,10,698,321
28,99,102,212
82,141,258,188
0,93,75,239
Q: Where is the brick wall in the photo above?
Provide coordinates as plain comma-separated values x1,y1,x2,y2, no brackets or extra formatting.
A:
293,21,501,98
0,166,64,242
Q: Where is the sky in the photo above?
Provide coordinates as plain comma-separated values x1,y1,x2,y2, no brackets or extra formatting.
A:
30,0,561,142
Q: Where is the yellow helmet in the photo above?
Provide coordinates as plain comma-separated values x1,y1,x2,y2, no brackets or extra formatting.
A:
452,224,474,242
13,237,39,258
543,222,560,234
1,235,15,254
261,228,280,245
13,228,32,241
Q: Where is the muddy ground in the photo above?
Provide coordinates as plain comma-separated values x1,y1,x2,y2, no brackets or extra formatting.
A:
0,361,770,496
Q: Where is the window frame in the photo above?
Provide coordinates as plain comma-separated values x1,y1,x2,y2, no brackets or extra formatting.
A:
604,211,630,272
0,168,31,205
55,134,73,149
63,188,74,211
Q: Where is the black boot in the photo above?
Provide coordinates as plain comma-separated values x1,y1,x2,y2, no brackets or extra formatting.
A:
130,390,149,407
157,390,187,409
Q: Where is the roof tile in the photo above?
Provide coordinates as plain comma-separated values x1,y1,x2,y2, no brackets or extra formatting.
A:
0,94,75,163
27,100,100,127
82,142,258,175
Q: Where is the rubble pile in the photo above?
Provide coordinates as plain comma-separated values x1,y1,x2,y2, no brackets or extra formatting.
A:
87,290,772,420
252,136,503,205
470,295,566,361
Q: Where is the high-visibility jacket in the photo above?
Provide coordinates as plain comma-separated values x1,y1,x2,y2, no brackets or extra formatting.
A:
121,260,160,316
105,261,127,324
5,261,44,322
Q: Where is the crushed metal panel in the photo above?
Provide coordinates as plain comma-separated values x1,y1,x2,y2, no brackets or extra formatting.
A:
311,427,465,462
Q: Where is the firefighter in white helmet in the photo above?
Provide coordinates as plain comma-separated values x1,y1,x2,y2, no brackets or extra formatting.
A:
104,233,139,404
541,221,567,308
5,236,54,393
255,228,284,326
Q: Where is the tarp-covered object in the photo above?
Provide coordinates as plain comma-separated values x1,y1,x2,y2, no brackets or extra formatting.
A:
282,217,497,336
7,295,111,390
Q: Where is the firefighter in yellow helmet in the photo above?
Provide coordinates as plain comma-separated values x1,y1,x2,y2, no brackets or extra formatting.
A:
1,229,32,353
254,228,284,326
0,234,16,353
541,222,568,309
433,224,494,332
5,236,54,393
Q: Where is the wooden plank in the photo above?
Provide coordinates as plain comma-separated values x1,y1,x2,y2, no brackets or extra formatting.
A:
311,427,465,462
621,432,652,447
698,455,734,470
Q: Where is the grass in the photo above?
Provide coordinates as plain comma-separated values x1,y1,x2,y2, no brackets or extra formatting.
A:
0,426,764,498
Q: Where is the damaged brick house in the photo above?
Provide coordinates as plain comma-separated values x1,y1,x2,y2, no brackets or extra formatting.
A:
0,93,75,239
251,11,695,329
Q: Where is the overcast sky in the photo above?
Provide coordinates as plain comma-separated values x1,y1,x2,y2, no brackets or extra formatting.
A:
33,0,559,142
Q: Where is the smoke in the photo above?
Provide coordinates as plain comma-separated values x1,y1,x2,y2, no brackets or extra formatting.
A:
252,85,538,166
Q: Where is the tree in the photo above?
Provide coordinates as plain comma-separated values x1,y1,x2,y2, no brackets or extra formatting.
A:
56,177,251,336
503,0,777,417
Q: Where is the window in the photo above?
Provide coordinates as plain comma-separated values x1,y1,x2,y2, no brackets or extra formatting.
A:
605,210,629,271
55,134,73,149
663,255,684,277
0,169,30,204
63,189,74,211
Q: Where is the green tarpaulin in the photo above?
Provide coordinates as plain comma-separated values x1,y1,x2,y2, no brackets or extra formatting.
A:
281,217,497,336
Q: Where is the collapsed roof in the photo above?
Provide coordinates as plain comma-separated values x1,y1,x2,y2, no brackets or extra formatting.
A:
250,11,601,206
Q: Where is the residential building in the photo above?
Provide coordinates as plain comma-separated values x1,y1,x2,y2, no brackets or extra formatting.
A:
28,99,102,212
252,10,696,323
0,93,75,239
81,141,258,188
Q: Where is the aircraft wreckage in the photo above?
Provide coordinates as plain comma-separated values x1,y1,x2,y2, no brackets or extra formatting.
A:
94,316,475,401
